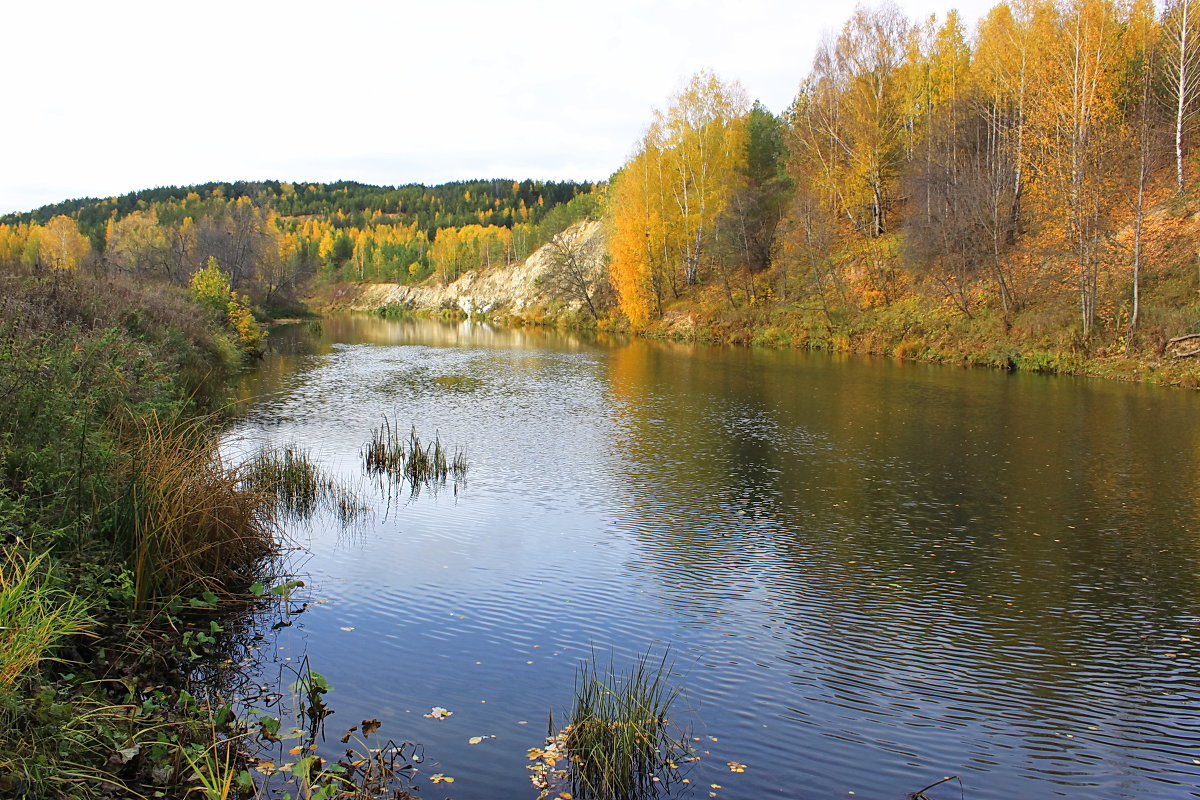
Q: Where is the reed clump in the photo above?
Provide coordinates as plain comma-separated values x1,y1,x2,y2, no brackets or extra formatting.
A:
531,649,692,800
362,419,468,487
245,443,364,525
247,444,325,519
117,415,277,607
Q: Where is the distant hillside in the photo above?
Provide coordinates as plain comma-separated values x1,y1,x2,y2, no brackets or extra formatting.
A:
0,178,601,313
1,178,594,237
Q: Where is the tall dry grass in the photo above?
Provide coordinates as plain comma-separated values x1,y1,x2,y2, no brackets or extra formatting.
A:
116,415,277,606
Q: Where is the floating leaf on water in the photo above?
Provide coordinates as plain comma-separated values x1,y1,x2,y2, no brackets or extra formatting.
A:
288,746,302,756
424,706,452,719
340,626,355,632
727,761,747,773
430,773,454,783
468,736,484,745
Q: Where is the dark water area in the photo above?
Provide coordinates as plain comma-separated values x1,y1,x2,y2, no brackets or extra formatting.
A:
227,315,1200,799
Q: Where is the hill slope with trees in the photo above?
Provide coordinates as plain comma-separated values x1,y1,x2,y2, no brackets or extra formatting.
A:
0,178,597,315
601,0,1200,385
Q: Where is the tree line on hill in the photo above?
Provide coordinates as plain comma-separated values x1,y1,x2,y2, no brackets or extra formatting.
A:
0,179,596,311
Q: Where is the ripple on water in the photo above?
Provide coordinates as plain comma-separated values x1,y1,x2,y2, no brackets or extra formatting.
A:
227,318,1200,800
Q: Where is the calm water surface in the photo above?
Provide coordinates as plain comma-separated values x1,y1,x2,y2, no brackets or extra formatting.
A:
228,316,1200,799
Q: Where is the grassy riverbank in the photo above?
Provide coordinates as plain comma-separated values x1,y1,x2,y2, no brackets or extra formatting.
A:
341,280,1200,389
0,268,280,798
321,185,1200,389
629,287,1200,389
610,185,1200,387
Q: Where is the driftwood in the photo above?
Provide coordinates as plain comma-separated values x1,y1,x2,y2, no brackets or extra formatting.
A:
1167,332,1200,359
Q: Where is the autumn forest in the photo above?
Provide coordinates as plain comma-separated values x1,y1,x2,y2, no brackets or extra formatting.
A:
9,2,1200,797
6,0,1200,382
606,0,1200,378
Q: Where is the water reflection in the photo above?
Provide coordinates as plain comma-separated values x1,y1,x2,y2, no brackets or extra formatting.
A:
230,316,1200,800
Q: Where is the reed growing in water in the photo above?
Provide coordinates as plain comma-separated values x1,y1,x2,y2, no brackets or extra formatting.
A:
530,649,693,800
245,443,364,525
362,419,468,487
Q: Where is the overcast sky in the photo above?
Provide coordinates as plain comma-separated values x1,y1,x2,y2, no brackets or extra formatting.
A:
2,0,1001,215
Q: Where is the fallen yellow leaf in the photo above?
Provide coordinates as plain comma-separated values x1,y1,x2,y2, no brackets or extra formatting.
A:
468,736,484,745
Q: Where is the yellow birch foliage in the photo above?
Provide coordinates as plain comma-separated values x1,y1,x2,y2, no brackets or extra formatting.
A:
608,134,663,326
39,215,91,270
608,71,749,323
654,70,750,286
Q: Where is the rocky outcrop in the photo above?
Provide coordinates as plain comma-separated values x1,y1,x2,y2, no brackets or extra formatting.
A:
338,219,605,319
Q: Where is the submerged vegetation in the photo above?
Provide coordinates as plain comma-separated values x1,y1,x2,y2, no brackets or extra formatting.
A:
243,658,423,800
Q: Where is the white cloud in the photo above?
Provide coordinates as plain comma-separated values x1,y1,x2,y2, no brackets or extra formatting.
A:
1,0,999,214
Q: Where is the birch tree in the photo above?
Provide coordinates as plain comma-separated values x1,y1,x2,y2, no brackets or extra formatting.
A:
1162,0,1200,192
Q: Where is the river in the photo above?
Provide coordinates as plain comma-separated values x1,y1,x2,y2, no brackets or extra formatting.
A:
227,315,1200,799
